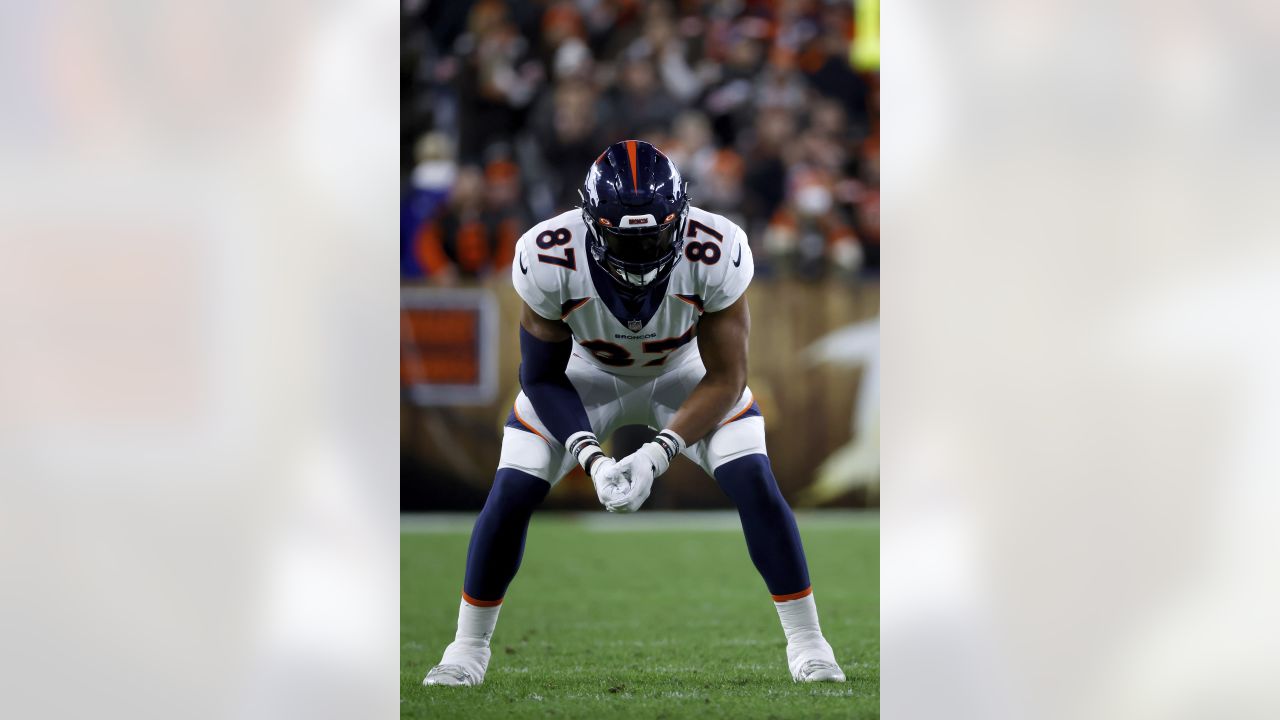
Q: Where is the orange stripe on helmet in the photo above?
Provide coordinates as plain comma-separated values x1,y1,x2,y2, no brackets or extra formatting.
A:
626,140,639,190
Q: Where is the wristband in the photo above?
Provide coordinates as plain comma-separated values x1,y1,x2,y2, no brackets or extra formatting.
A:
566,431,604,474
651,429,686,465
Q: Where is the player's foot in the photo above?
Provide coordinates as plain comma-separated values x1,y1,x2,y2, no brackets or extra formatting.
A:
423,664,478,687
794,658,847,683
423,641,490,687
787,635,845,683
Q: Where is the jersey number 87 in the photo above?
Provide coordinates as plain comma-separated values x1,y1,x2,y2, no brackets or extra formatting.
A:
536,229,575,269
683,220,722,265
580,325,696,368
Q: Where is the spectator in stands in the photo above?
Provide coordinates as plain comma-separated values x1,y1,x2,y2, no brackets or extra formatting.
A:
402,132,458,278
402,0,878,282
455,0,543,164
701,30,765,147
800,10,868,138
742,107,797,236
411,158,531,283
764,168,862,281
608,52,683,140
536,80,609,211
667,111,716,190
699,149,748,230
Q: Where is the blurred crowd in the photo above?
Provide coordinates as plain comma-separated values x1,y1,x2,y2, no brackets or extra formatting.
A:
402,0,879,284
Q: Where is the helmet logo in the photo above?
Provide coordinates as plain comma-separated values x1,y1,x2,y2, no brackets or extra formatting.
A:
622,214,656,226
584,165,602,204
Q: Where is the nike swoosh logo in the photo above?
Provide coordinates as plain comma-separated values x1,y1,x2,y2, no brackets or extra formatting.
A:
519,252,529,274
732,244,742,267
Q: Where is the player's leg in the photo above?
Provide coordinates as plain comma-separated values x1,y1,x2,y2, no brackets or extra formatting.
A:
686,405,846,683
423,425,572,687
425,356,618,687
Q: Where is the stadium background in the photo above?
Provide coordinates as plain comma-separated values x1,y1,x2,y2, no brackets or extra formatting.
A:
401,0,880,512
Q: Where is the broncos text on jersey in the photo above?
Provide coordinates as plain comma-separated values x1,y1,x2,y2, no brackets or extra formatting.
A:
513,206,754,377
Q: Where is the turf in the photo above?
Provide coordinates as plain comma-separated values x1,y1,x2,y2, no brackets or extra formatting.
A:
401,512,879,719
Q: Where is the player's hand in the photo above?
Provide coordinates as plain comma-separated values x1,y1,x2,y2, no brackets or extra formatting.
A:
588,457,629,509
608,431,685,513
610,440,671,512
609,450,655,513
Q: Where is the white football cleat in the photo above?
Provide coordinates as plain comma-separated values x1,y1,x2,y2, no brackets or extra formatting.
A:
423,664,478,687
423,641,490,687
787,635,846,683
794,658,847,683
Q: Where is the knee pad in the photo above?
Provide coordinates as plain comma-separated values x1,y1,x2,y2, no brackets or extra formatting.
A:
498,426,560,481
701,416,768,473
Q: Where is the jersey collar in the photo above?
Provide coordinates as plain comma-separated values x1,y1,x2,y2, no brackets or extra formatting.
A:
586,251,672,332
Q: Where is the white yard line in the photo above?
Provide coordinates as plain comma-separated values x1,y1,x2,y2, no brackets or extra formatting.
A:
400,510,878,534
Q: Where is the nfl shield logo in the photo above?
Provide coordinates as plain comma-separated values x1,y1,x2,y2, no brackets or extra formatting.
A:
627,320,643,332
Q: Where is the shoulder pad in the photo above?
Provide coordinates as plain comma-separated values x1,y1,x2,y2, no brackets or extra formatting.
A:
684,208,753,312
512,211,586,319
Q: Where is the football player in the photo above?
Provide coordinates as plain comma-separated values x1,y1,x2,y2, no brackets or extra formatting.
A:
424,140,845,686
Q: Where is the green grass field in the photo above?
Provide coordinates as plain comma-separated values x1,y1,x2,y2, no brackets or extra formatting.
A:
401,512,879,719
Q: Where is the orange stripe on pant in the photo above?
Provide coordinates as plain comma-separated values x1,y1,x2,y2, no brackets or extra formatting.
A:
511,403,548,442
771,586,813,602
720,401,755,426
462,590,503,607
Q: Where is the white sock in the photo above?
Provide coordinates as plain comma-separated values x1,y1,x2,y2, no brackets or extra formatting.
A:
454,598,501,646
437,598,501,679
774,593,837,673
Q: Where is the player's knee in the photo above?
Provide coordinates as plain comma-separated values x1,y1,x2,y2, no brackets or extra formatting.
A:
714,454,787,509
482,468,551,520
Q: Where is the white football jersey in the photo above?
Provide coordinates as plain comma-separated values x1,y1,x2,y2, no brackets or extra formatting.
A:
512,206,754,377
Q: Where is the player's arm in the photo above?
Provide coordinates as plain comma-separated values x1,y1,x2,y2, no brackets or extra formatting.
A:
609,296,750,513
668,295,750,443
517,302,623,505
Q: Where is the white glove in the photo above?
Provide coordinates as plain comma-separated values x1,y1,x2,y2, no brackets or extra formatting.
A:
566,431,628,510
592,457,633,508
610,430,686,513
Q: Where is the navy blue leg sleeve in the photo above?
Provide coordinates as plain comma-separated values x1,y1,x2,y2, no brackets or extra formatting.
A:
714,454,811,597
462,468,551,603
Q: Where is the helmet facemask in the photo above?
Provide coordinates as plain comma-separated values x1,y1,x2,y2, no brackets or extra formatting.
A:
583,204,688,289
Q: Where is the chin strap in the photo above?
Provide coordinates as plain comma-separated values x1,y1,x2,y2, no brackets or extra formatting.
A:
607,254,678,290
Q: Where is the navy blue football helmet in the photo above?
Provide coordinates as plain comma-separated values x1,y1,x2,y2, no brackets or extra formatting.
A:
579,140,690,288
